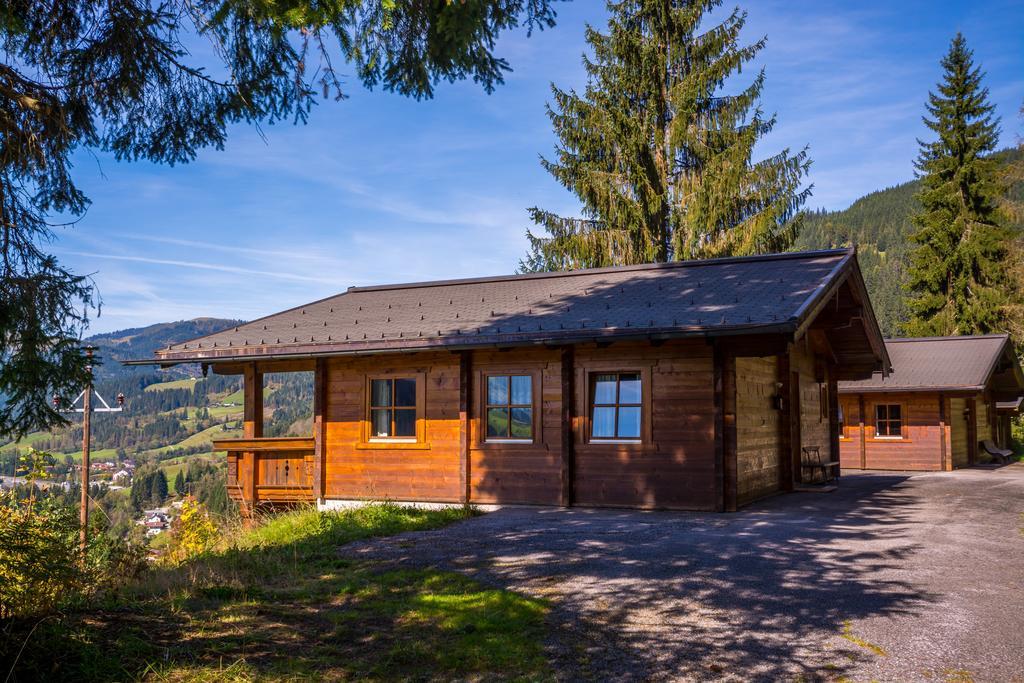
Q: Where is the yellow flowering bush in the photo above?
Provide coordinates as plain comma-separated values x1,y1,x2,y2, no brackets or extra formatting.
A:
166,496,219,564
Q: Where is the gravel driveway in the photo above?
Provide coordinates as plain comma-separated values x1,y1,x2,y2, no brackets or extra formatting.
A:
342,466,1024,682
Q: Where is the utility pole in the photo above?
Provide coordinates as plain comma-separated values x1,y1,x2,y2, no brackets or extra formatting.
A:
54,345,124,557
80,349,92,554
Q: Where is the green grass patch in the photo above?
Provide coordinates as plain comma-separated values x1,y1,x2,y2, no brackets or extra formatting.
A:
0,431,53,454
206,404,245,420
4,504,551,681
148,424,244,456
143,378,199,392
56,448,119,463
219,386,272,406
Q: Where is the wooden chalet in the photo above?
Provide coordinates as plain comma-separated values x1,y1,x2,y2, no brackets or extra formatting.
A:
129,248,888,512
838,335,1024,471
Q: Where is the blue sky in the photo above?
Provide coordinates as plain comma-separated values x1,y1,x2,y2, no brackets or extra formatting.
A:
55,0,1024,334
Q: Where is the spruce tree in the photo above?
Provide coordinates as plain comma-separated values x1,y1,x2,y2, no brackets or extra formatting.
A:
174,471,186,496
522,0,811,271
905,34,1011,336
151,470,169,506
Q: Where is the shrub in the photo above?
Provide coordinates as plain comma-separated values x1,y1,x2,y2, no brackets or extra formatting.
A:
0,491,84,619
165,496,219,564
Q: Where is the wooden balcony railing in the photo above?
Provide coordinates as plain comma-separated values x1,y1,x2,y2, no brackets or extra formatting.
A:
213,437,316,506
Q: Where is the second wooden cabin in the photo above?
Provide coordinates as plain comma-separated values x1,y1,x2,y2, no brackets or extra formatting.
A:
838,335,1023,471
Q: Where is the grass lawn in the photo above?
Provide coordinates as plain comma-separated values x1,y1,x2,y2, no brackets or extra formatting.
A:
143,378,199,392
0,431,51,454
56,448,119,463
6,504,550,681
148,424,244,456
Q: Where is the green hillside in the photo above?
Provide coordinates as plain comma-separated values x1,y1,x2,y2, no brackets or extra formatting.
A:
795,147,1023,336
0,319,313,494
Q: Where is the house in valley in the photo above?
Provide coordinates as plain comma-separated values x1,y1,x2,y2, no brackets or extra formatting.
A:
838,334,1023,471
128,248,888,511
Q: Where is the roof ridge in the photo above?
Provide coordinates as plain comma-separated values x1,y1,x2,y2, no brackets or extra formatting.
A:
346,247,853,294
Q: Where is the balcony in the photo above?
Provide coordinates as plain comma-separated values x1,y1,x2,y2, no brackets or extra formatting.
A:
214,437,316,506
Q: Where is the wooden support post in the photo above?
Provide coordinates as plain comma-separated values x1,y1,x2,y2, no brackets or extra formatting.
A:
715,345,738,512
243,363,263,509
938,393,949,471
313,358,327,503
966,396,977,465
80,350,93,556
789,364,802,487
459,351,472,504
560,346,575,507
858,394,867,470
827,367,840,480
778,350,793,491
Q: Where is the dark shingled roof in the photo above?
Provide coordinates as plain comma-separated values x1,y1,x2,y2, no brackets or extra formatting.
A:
137,248,871,365
839,335,1017,393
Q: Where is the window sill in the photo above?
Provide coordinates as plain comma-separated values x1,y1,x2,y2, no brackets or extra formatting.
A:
589,439,642,445
866,437,911,443
356,441,431,451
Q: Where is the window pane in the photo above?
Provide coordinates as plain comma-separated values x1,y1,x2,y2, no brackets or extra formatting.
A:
371,379,391,408
394,378,417,407
510,407,532,438
891,420,902,436
487,376,509,406
592,406,616,438
888,405,901,421
875,405,886,423
593,374,617,404
371,408,391,437
617,406,641,438
510,375,532,406
487,408,509,438
394,408,416,437
619,373,642,404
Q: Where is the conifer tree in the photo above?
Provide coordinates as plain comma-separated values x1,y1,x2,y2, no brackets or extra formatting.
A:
174,471,186,496
522,0,811,271
905,34,1011,336
151,471,169,506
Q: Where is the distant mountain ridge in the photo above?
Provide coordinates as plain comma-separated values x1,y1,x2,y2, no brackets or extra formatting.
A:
86,318,244,379
795,147,1023,336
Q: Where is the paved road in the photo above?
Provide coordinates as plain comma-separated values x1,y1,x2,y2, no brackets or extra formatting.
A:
342,466,1024,682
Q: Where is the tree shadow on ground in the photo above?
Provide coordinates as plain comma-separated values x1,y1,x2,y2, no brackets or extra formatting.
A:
342,473,932,681
2,506,551,682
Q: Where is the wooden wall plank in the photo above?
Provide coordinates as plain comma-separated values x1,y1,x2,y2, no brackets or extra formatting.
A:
561,346,575,507
735,356,781,506
459,351,471,504
313,358,327,501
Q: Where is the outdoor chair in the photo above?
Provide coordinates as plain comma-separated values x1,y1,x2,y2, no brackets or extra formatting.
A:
980,440,1013,464
801,445,840,483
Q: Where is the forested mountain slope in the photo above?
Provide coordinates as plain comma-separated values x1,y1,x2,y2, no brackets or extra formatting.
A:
795,147,1023,336
88,317,245,380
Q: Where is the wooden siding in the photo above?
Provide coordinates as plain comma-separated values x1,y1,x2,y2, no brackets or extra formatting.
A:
301,336,845,509
572,340,717,510
838,395,863,469
468,347,563,505
735,356,782,506
950,397,969,468
792,343,831,474
323,352,462,502
842,392,968,471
